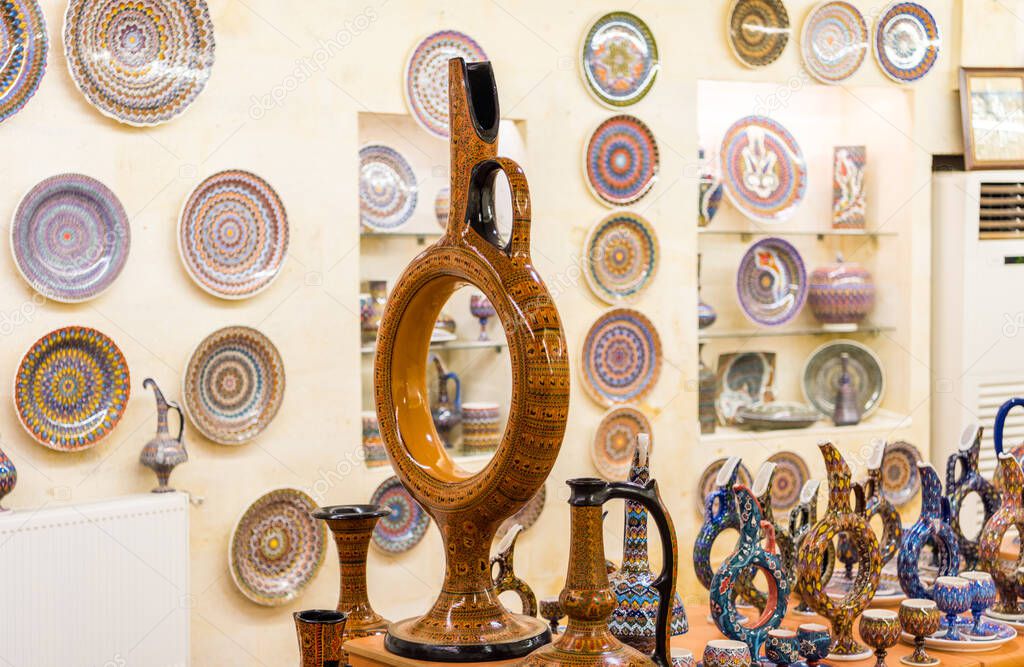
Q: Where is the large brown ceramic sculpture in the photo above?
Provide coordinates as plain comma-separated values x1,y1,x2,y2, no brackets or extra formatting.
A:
795,443,881,660
519,477,677,667
373,58,569,661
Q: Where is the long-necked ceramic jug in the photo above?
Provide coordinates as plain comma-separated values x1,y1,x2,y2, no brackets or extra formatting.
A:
519,477,677,667
947,423,1001,569
490,524,537,617
788,480,835,615
836,441,900,580
429,354,461,450
897,462,960,599
737,462,795,611
139,378,187,493
694,456,743,591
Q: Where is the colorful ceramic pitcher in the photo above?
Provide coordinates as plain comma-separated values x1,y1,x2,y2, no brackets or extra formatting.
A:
429,354,461,450
788,480,835,615
836,441,900,580
694,456,743,591
138,378,187,493
710,484,790,660
736,462,796,611
947,423,1001,569
795,443,881,660
897,462,960,599
981,398,1024,620
490,524,537,617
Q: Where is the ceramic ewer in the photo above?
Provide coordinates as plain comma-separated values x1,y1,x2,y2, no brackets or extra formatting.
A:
897,462,960,600
863,439,903,569
430,354,461,449
490,524,537,617
518,477,677,667
694,456,745,592
710,484,790,660
609,435,687,652
294,609,347,667
947,423,1001,569
789,480,836,615
373,58,568,661
138,378,188,493
795,443,881,660
736,462,796,611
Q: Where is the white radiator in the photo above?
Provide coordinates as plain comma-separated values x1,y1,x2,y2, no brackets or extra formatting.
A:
0,493,189,667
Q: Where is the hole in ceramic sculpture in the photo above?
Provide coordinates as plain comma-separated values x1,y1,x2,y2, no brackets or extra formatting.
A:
957,492,984,541
467,164,514,251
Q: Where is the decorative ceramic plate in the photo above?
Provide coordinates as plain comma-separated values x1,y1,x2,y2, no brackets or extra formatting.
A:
359,145,418,231
802,339,885,418
727,0,791,68
584,115,659,207
434,186,450,229
715,351,776,425
900,620,1015,652
63,0,216,126
591,405,653,480
14,326,130,451
179,170,288,299
0,0,47,124
370,476,430,554
766,451,809,512
880,440,921,507
183,326,285,445
720,115,807,223
12,174,131,302
404,30,487,139
696,458,753,515
736,237,807,326
735,402,819,430
873,2,940,84
581,308,662,406
801,1,868,84
228,488,326,606
580,12,658,108
583,212,659,304
499,485,546,537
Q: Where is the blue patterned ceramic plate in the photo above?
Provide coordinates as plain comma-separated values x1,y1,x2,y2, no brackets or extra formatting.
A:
736,237,807,326
873,2,940,84
583,211,658,304
720,115,806,224
802,339,884,418
580,11,658,108
0,0,47,124
359,145,418,231
584,115,659,207
12,173,131,302
581,308,662,406
370,476,430,554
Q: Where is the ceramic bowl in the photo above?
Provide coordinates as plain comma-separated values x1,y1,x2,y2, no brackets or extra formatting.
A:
669,647,695,667
702,639,750,667
764,628,800,665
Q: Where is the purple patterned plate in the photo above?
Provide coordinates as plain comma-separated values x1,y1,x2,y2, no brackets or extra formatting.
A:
12,174,130,302
720,115,806,224
370,476,430,554
736,237,807,326
584,115,659,206
0,0,47,124
404,30,487,139
581,308,662,406
359,145,418,231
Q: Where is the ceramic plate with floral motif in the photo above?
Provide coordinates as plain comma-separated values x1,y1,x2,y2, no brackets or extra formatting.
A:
12,174,130,302
801,2,868,84
183,326,285,445
370,476,430,554
591,405,652,480
14,326,130,451
736,237,807,326
715,351,776,425
584,115,659,207
404,30,487,139
498,485,546,537
63,0,215,126
880,440,921,507
581,308,662,406
179,170,289,299
720,115,806,223
359,145,418,231
696,458,753,515
802,339,884,418
766,451,809,512
0,0,47,125
873,2,940,84
583,211,658,304
727,0,791,68
900,619,1016,652
580,11,658,108
229,487,326,606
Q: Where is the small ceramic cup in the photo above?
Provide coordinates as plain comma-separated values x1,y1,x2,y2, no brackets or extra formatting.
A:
539,596,563,635
859,609,901,667
933,576,972,642
702,639,750,667
361,411,388,467
294,609,347,667
764,628,800,666
898,598,941,666
960,570,997,637
670,647,695,667
796,623,832,667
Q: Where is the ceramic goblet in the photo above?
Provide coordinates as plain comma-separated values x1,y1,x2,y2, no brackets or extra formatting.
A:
670,647,695,667
702,639,750,667
294,609,347,667
859,609,901,667
538,596,563,636
933,576,972,642
898,599,941,666
469,293,496,341
960,570,997,637
797,623,832,667
765,628,800,666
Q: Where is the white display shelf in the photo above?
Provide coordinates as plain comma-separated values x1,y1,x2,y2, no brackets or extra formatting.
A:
699,323,895,340
361,339,505,355
699,408,912,446
360,231,443,245
699,228,897,240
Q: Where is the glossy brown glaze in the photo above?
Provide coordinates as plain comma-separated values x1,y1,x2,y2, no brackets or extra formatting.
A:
491,524,538,617
295,609,347,667
374,58,568,660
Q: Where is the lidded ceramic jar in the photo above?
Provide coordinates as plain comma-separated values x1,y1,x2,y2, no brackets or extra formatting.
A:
807,254,875,330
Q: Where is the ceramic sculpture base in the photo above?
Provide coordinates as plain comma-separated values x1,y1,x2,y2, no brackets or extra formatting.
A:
983,607,1024,624
385,613,550,661
828,646,874,661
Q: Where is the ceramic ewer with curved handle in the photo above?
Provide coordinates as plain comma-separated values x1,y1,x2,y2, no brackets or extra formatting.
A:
710,484,790,660
863,439,902,567
736,462,796,612
947,422,1001,569
519,477,678,667
897,462,960,599
788,479,835,615
795,442,881,660
490,524,537,617
694,456,744,592
374,57,570,661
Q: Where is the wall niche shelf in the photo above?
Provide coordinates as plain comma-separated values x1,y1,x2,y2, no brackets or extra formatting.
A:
698,228,897,242
361,231,443,245
699,323,895,341
700,409,912,446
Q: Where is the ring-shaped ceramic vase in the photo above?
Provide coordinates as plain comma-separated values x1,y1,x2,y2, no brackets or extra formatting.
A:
789,480,836,615
795,443,881,660
947,423,1001,570
694,456,744,591
838,440,903,580
710,484,790,660
490,524,537,617
981,397,1024,621
736,463,796,612
897,463,960,600
373,58,569,661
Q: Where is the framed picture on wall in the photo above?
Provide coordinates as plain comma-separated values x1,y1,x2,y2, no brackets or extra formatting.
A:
960,67,1024,170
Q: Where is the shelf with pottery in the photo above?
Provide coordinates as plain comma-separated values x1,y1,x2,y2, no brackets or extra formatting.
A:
699,228,898,241
699,408,912,445
699,322,895,340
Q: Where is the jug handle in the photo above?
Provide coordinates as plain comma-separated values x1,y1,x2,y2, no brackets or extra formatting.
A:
852,482,867,515
940,496,952,524
464,157,532,260
994,398,1024,456
167,400,186,443
445,373,462,411
947,451,967,492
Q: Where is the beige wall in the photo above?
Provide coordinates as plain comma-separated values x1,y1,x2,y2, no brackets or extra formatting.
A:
2,0,1008,664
